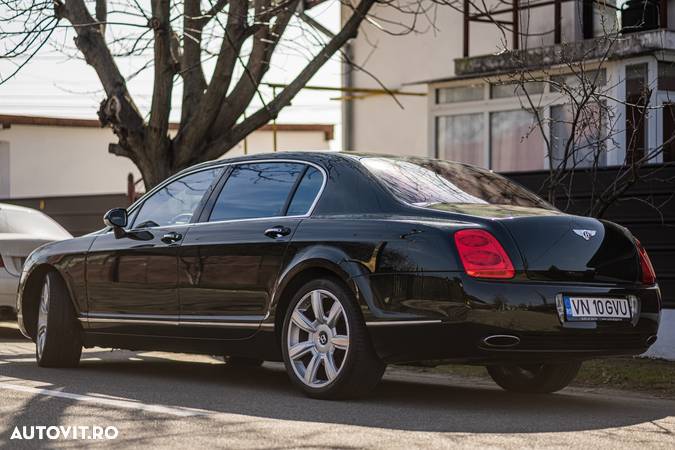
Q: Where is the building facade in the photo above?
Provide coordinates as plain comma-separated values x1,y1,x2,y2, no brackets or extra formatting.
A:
343,0,675,169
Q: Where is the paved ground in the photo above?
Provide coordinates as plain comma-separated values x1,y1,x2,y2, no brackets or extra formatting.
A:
0,321,674,449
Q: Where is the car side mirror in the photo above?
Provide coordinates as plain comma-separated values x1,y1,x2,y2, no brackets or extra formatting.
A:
103,208,128,239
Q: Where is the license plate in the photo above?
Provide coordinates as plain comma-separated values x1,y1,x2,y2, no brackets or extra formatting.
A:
563,296,631,321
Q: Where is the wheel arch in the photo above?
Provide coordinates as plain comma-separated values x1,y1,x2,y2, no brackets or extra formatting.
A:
270,253,371,344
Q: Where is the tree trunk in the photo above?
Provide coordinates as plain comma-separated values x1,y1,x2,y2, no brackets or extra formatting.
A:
113,141,174,192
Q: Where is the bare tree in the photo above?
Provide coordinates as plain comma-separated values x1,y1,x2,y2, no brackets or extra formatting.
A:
0,0,404,188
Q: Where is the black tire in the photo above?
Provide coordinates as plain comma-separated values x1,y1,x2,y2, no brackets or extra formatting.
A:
487,361,582,394
36,272,82,368
281,277,385,399
223,356,264,367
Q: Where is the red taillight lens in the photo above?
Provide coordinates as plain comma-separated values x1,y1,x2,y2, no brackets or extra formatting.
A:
0,255,4,269
454,229,515,279
636,240,656,285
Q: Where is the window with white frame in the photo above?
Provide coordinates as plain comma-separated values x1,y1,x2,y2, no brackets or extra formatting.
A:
0,142,8,198
430,70,611,172
657,61,675,163
436,114,485,167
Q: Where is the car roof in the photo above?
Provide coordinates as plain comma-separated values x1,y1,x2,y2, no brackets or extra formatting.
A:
178,151,420,172
185,151,347,169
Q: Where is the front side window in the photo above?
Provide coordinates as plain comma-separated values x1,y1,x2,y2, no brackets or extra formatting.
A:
360,156,554,209
209,162,306,221
132,168,221,228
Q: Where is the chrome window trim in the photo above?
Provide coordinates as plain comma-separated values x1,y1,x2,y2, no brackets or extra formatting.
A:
81,316,443,328
80,317,180,326
103,158,327,234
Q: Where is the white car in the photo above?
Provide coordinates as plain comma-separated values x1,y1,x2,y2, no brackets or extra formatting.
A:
0,203,72,314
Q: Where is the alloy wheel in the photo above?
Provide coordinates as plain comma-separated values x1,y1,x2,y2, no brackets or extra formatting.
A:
36,277,50,359
287,289,350,388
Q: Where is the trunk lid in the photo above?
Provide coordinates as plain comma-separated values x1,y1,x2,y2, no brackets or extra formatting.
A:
426,203,640,284
500,213,639,283
0,234,55,276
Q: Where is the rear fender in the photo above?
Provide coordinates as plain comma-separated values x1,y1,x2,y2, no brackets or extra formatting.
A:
269,245,376,319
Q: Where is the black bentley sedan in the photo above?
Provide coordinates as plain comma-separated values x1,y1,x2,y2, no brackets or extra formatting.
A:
16,152,661,399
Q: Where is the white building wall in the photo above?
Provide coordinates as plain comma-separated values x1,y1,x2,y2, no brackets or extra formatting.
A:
345,1,602,157
0,124,331,199
346,5,463,156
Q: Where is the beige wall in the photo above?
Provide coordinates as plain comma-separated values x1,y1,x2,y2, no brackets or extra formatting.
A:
346,4,466,157
0,124,331,199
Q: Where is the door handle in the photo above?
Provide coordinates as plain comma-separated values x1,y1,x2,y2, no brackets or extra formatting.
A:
161,231,183,244
264,226,291,239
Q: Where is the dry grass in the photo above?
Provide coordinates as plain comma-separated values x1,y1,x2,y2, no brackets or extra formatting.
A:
396,357,675,398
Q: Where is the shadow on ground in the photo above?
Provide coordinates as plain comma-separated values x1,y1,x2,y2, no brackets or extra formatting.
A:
1,321,672,435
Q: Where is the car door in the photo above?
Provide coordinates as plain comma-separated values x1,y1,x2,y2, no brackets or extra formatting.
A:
178,161,325,339
85,167,223,334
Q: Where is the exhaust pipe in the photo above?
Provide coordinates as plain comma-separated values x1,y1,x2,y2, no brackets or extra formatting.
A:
646,335,658,346
482,334,521,348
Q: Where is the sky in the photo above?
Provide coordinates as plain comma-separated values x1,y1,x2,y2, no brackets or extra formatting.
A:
0,2,343,149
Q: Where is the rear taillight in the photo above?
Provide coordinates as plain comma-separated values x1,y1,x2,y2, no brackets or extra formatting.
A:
0,255,4,269
454,229,515,279
636,240,656,285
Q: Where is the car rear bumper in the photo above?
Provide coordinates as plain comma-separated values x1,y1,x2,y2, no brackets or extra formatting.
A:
368,322,658,364
362,274,661,364
0,269,19,310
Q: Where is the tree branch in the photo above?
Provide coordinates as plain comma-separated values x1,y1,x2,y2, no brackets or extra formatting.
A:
147,0,175,160
198,0,377,162
211,0,298,135
95,0,107,34
173,0,251,165
180,0,208,123
59,0,145,153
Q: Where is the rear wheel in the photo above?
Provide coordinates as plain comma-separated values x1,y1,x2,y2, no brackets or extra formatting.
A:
36,272,82,368
487,361,582,394
281,278,385,399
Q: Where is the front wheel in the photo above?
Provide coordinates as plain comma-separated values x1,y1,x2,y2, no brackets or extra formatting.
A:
281,278,385,399
36,272,82,368
487,361,582,394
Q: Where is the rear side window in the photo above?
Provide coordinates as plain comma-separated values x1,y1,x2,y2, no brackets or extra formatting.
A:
209,162,305,221
287,167,323,216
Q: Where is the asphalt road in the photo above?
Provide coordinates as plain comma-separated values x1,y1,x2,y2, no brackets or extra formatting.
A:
0,321,674,449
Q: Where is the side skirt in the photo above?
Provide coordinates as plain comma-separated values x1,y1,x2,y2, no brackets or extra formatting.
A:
81,329,283,362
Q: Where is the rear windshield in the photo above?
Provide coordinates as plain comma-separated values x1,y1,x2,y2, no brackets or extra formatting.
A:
359,156,554,210
0,208,71,238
